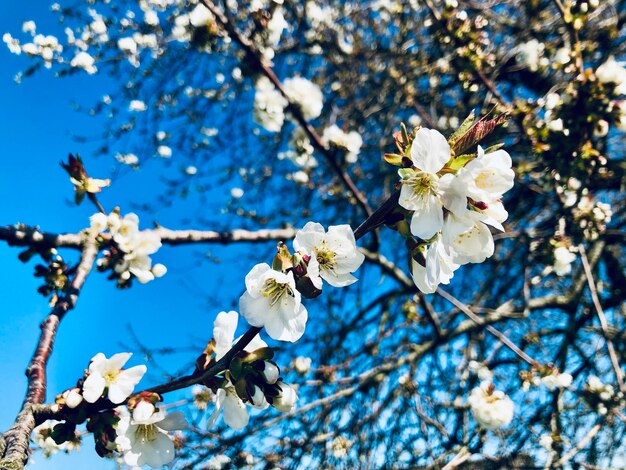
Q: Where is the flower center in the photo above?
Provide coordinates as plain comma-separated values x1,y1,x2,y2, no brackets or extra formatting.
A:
475,170,497,190
104,369,120,383
135,424,158,442
407,171,439,197
315,243,336,270
262,278,294,306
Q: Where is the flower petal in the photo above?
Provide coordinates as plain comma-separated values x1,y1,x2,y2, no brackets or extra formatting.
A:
410,128,450,174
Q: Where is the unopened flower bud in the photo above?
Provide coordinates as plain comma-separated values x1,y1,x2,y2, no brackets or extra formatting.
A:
250,385,269,409
273,381,297,412
152,263,167,278
262,361,280,384
63,388,84,409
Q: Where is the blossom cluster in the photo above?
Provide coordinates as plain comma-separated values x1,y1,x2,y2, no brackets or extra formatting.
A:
90,211,167,286
253,75,324,132
206,311,297,430
389,125,514,294
32,352,187,468
240,222,365,342
467,381,514,430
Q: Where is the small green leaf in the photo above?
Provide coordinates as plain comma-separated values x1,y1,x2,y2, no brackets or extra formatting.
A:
483,142,505,153
447,153,476,171
384,153,404,166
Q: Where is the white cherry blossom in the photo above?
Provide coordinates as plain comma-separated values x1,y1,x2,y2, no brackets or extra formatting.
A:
468,381,514,430
553,246,576,276
82,352,146,404
116,401,187,468
399,128,451,240
293,222,364,288
253,76,287,132
239,263,308,342
283,76,323,120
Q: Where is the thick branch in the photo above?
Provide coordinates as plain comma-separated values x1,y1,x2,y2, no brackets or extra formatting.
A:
0,236,98,469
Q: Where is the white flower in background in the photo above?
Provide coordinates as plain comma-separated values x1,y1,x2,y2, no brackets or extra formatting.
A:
70,51,97,74
129,99,147,112
468,361,494,382
117,36,137,55
541,372,573,391
192,385,213,411
189,4,214,27
587,375,615,402
291,170,310,184
230,187,244,198
212,310,268,360
116,401,187,468
33,420,67,457
209,383,250,430
539,434,554,451
90,212,108,232
115,153,139,166
272,381,297,412
398,128,450,240
267,8,288,45
185,165,197,175
553,246,576,276
22,20,37,34
596,56,626,94
157,145,172,158
82,352,146,404
411,238,459,294
329,436,353,459
205,454,232,470
517,39,548,72
293,222,365,288
239,263,308,342
322,124,363,163
283,76,324,120
3,33,22,55
468,381,514,430
293,356,312,374
254,76,288,132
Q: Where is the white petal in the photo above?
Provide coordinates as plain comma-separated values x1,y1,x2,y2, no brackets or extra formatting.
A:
409,193,444,240
223,393,249,430
239,292,270,327
82,373,106,403
213,311,239,360
410,128,450,174
158,411,187,431
265,303,308,342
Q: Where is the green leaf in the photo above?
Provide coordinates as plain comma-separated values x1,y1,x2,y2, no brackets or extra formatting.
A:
447,153,476,171
383,153,404,166
483,142,505,153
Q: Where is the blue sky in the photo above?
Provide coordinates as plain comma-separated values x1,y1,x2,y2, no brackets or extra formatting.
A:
0,2,272,468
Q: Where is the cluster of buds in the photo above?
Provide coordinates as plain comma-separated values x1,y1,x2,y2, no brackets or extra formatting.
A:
91,210,166,287
584,375,625,416
520,365,572,392
196,311,297,430
15,233,72,305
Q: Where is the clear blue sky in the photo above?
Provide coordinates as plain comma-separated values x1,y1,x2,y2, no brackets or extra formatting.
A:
0,3,270,468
